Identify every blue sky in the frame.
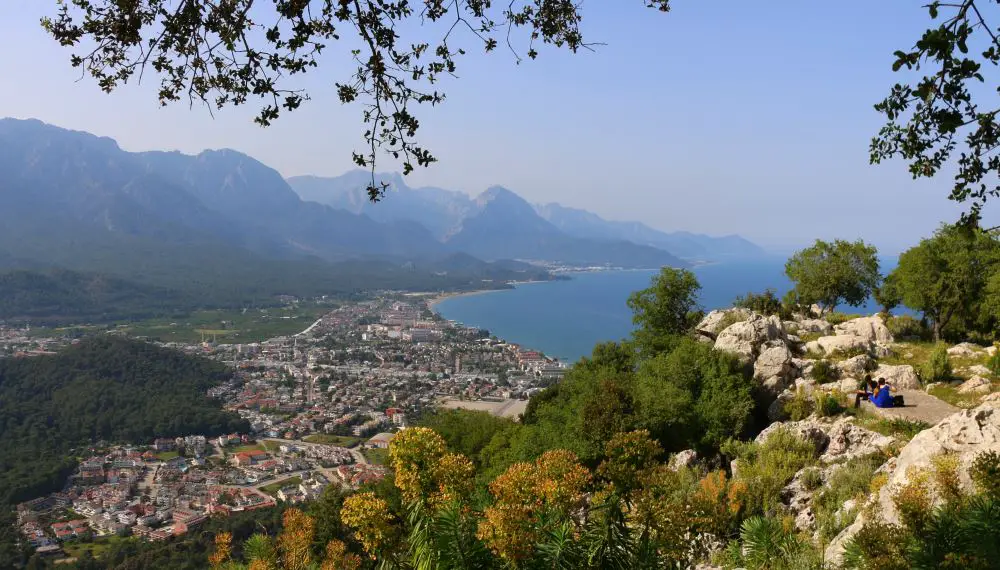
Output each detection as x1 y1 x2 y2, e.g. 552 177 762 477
0 1 992 253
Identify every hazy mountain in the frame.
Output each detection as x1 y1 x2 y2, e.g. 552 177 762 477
447 187 687 268
288 170 473 239
535 202 767 260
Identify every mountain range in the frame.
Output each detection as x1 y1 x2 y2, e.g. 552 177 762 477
288 172 765 262
0 118 764 319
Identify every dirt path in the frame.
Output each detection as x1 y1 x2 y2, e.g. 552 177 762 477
864 389 959 425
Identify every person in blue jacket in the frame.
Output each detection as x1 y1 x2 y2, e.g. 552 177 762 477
871 378 894 408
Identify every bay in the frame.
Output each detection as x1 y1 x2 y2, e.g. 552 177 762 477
433 256 901 363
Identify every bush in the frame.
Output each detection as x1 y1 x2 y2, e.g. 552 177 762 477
734 289 788 319
811 360 837 383
970 450 1000 501
886 315 930 341
842 521 909 570
783 388 813 421
988 350 1000 378
814 391 843 418
814 454 883 540
716 310 748 332
800 468 823 492
922 345 952 382
723 427 819 516
892 467 934 534
826 312 862 326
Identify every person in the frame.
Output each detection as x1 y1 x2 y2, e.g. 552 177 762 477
871 378 894 408
854 375 876 408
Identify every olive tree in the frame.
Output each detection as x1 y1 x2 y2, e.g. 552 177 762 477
784 239 880 316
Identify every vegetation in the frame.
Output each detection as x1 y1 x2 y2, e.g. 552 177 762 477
302 434 363 448
843 451 1000 569
260 477 303 497
814 454 884 541
811 359 838 383
722 427 819 516
733 289 787 318
626 267 702 354
885 314 930 341
922 345 953 382
784 239 880 315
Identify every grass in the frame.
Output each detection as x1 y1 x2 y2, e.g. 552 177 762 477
825 312 863 325
880 341 989 376
927 383 990 409
60 535 131 560
259 476 302 496
231 443 265 454
154 450 179 461
303 434 363 447
262 440 282 452
853 410 930 442
117 304 328 344
362 447 390 466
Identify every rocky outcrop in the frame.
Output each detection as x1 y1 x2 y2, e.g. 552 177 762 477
798 318 833 335
821 419 895 463
966 364 992 377
836 354 874 379
834 315 894 345
804 334 871 357
957 375 991 394
826 402 1000 565
714 313 786 363
871 364 921 390
696 308 751 336
668 449 699 471
754 343 797 391
948 342 984 357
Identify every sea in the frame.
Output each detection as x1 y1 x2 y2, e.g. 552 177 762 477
433 256 901 363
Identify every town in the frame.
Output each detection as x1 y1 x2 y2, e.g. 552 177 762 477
2 294 566 559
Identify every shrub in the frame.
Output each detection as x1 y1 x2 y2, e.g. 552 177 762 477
783 388 813 421
826 312 862 326
892 467 933 534
734 289 788 319
988 350 1000 378
814 391 843 418
814 454 883 541
737 516 822 570
800 468 823 491
842 521 910 570
886 315 930 341
716 311 748 332
970 450 1000 501
930 453 962 506
724 427 819 516
811 359 837 383
830 345 870 359
922 345 952 383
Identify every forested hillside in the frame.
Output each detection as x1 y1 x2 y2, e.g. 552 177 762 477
0 337 248 565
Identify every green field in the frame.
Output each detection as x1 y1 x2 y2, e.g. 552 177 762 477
116 304 329 344
61 535 132 561
362 447 389 466
260 476 302 496
231 443 265 454
303 434 362 447
154 450 179 461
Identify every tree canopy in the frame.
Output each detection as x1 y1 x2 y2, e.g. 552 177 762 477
888 223 1000 340
40 0 670 197
626 267 702 354
784 239 880 315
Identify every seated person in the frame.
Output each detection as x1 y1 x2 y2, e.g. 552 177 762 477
871 378 894 408
854 375 876 408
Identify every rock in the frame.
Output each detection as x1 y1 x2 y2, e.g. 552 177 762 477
668 449 699 470
756 419 830 453
967 364 992 377
696 308 751 336
834 315 894 345
754 344 796 384
786 334 802 344
795 377 817 392
783 320 800 333
983 392 1000 403
820 418 896 463
767 389 795 422
714 313 786 363
782 471 816 532
925 382 942 393
836 376 860 393
872 364 921 390
826 403 1000 564
836 354 874 379
798 318 833 335
957 375 992 394
804 334 872 357
987 346 998 356
948 342 984 357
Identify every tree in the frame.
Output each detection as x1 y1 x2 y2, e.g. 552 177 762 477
627 267 702 354
784 239 880 315
889 223 1000 341
872 1 1000 218
873 273 902 316
41 0 670 198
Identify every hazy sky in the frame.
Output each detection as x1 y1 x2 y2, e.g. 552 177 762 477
1 1 994 253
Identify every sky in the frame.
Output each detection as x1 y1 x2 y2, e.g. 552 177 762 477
1 1 996 253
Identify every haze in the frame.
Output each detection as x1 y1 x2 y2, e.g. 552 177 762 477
0 1 989 253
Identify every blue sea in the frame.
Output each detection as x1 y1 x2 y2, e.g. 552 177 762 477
434 256 900 363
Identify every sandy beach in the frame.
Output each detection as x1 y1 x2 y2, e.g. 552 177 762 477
426 288 504 311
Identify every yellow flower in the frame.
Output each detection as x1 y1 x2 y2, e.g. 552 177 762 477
389 427 448 503
341 492 396 557
278 508 314 570
208 531 232 569
320 539 362 570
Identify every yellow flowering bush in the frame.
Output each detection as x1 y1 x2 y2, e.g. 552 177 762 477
209 531 233 569
389 427 449 504
341 491 397 557
278 508 314 570
320 539 362 570
596 429 663 491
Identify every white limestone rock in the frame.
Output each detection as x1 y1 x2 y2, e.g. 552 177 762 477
872 364 921 390
957 375 992 394
804 334 871 357
695 308 751 336
798 318 833 335
714 313 786 363
834 315 894 345
948 342 984 357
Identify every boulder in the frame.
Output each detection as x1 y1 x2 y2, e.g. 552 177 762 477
782 470 817 532
836 354 874 379
783 320 800 333
695 308 751 336
967 364 992 377
798 318 833 335
755 419 830 452
871 364 921 390
826 403 1000 564
714 313 786 363
834 315 894 345
804 334 871 357
754 344 796 383
820 418 896 463
668 449 699 471
987 346 998 357
835 376 860 393
767 389 795 422
948 342 983 357
793 358 815 378
925 382 942 393
957 375 991 395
